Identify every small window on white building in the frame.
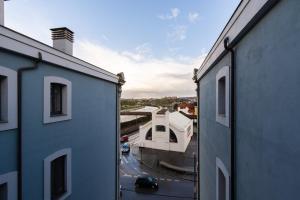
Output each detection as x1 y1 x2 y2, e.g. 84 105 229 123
0 171 18 200
216 66 229 127
156 125 166 132
216 157 229 200
44 149 71 200
44 76 72 124
0 66 17 131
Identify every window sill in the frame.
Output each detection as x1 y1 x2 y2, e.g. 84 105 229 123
50 113 67 117
44 114 71 124
0 120 8 124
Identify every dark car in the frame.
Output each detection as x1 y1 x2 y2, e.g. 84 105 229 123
120 135 129 143
121 143 130 154
135 176 158 189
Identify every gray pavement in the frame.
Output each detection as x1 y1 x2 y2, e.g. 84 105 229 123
120 137 197 200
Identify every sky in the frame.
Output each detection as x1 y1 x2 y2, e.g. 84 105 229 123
4 0 240 98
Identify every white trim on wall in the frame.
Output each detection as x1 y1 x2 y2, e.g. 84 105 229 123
44 148 72 200
0 171 18 200
0 66 17 131
216 157 229 200
43 76 72 124
216 66 229 127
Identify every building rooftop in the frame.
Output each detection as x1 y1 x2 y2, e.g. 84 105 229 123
169 112 192 131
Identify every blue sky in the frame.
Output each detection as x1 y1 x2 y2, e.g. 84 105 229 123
5 0 240 98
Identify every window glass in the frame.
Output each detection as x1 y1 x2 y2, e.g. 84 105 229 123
51 83 64 116
145 128 152 140
169 129 178 143
0 75 8 122
51 155 66 199
218 169 226 200
156 125 166 132
218 77 226 116
0 183 7 200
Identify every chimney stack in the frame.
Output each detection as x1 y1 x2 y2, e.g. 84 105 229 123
50 27 74 55
0 0 5 26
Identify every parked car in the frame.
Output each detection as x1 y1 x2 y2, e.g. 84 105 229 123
121 143 130 154
135 176 158 189
120 135 129 143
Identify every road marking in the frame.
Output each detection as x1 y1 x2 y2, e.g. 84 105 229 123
167 179 172 181
123 174 131 177
123 157 129 164
121 160 123 165
142 171 148 175
160 178 165 181
174 179 180 182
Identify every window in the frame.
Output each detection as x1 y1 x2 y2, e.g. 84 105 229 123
44 76 72 124
0 172 18 200
169 129 178 143
145 128 152 140
216 66 229 127
187 125 192 137
51 83 65 116
0 75 8 122
44 149 71 200
156 125 166 132
0 66 17 131
216 158 229 200
51 156 66 199
0 183 7 200
218 77 226 116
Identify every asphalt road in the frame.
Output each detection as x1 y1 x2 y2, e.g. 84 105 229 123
120 150 195 200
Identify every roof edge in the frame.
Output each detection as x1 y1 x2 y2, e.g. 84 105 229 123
0 25 119 83
196 0 275 80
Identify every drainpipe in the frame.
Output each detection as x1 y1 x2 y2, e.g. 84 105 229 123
192 68 199 200
17 52 43 200
116 72 125 200
223 37 235 200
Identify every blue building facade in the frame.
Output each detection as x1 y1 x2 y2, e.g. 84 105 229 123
195 0 300 200
0 4 124 199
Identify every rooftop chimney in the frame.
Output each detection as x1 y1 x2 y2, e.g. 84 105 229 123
0 0 5 26
50 27 74 55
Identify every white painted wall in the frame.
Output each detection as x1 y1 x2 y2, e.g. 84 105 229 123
53 39 73 56
138 110 193 152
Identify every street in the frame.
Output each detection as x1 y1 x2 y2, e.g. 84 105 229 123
120 150 195 200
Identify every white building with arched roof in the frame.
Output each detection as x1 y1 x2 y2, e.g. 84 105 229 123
137 108 193 152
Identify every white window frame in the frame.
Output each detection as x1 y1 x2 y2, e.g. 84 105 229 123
0 171 18 200
216 66 229 127
0 66 17 131
44 148 72 200
44 76 72 124
216 157 229 200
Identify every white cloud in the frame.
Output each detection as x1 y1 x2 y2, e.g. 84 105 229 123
74 40 206 98
167 25 187 41
158 8 180 20
121 43 152 62
188 12 200 23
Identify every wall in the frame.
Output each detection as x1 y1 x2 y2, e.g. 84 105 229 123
198 1 300 200
198 53 231 200
0 50 117 200
235 0 300 199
